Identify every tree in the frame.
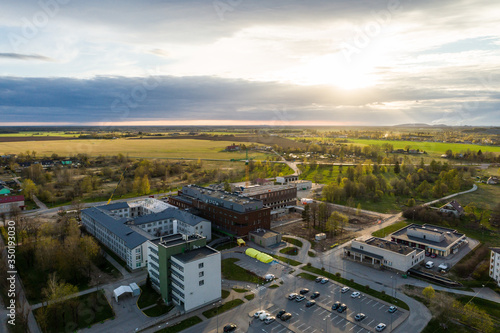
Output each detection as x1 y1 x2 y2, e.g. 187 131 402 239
422 285 435 300
490 203 500 227
326 211 348 236
394 161 400 174
356 203 362 216
407 198 416 207
302 204 310 227
21 178 38 200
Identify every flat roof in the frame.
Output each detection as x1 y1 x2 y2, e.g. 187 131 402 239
349 246 383 260
249 229 280 238
241 184 296 196
364 237 415 255
173 246 219 263
132 208 207 226
391 224 464 249
156 233 206 248
491 247 500 255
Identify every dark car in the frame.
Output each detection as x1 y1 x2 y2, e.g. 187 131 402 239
311 291 320 299
281 313 292 321
223 323 237 332
425 252 431 257
300 288 310 295
337 303 347 313
305 300 316 307
355 313 366 321
276 310 286 319
332 301 341 310
430 253 437 258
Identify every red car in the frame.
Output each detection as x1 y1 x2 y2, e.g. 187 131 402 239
430 253 437 258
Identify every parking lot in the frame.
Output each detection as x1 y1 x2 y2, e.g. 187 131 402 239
247 278 406 333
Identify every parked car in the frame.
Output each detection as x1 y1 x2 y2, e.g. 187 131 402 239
430 253 437 258
388 306 398 313
341 287 350 293
264 316 275 324
331 301 341 310
315 276 324 282
265 274 275 281
259 312 270 321
321 278 329 284
351 291 360 298
295 295 306 302
288 293 298 300
276 310 286 318
254 310 265 318
425 252 431 257
300 288 310 295
355 313 366 321
223 323 237 332
376 323 387 331
311 291 320 299
281 313 292 321
337 303 347 313
306 300 316 307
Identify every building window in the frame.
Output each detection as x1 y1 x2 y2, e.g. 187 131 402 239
199 271 204 277
199 263 204 269
199 280 204 286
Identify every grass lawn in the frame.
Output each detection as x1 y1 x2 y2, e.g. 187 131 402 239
232 288 249 293
155 316 203 333
297 272 317 281
34 290 114 333
301 265 409 310
282 237 303 247
137 283 161 309
202 299 244 318
308 251 316 257
222 289 231 298
269 254 302 266
215 241 238 251
279 247 299 255
100 242 132 272
456 296 500 320
269 284 279 289
372 221 409 238
94 256 122 279
245 293 255 301
221 258 264 283
143 304 174 317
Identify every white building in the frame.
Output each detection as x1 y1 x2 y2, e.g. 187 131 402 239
0 195 25 214
170 247 221 312
345 236 425 273
81 199 211 270
490 248 500 287
276 175 299 184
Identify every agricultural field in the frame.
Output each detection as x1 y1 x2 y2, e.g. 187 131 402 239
0 131 79 137
346 139 500 157
0 138 272 160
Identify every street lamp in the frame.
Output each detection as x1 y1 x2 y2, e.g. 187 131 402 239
214 300 221 333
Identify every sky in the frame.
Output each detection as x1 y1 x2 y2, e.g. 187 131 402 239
1 0 499 126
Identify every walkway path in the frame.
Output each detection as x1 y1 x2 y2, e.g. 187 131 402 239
423 184 478 206
31 194 48 210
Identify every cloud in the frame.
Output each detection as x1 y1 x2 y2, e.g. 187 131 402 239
0 53 54 61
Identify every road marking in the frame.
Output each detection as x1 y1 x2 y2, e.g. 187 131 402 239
318 309 327 316
372 302 379 307
299 308 305 312
356 327 364 333
275 328 287 333
296 323 306 330
368 319 375 326
350 324 356 331
379 305 385 310
365 299 372 305
335 318 344 325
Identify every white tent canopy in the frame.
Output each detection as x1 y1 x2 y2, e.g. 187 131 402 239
113 283 141 302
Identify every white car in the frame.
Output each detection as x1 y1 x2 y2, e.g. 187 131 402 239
288 293 298 300
321 278 329 284
264 316 275 324
259 312 270 321
254 310 265 318
341 287 350 293
376 323 387 331
351 292 360 298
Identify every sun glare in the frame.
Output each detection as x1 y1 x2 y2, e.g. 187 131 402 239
289 54 378 89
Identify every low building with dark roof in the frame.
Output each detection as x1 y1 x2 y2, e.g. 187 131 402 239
248 228 282 248
438 200 465 217
390 223 466 257
344 236 425 272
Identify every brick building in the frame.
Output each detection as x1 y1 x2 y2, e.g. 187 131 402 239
239 184 297 210
168 185 271 236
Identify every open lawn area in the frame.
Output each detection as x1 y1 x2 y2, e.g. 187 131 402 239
0 138 271 160
137 283 162 309
202 299 244 318
221 258 264 283
372 221 409 238
34 290 114 333
143 304 174 317
282 237 303 247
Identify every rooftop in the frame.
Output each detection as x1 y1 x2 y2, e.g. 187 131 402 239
0 195 24 204
157 233 206 248
100 201 129 211
491 247 500 255
132 207 207 226
82 207 148 249
249 228 280 238
240 184 296 196
391 223 464 249
364 237 416 255
173 246 219 263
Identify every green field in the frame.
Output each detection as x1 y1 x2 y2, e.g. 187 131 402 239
347 139 500 156
0 138 271 160
0 131 79 137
